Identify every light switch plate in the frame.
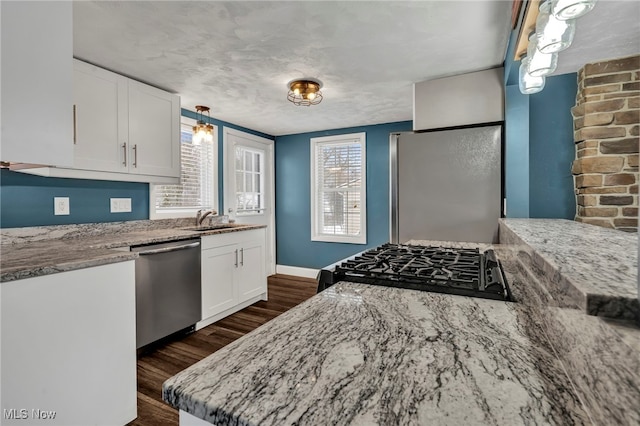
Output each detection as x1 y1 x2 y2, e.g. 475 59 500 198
110 198 132 213
54 197 70 215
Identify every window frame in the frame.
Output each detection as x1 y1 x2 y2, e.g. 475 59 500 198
310 132 367 244
149 116 218 220
234 145 266 217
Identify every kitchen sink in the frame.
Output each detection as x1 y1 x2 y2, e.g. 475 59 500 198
182 224 237 232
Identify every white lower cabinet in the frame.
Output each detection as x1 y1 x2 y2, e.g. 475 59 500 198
0 261 137 426
200 229 267 327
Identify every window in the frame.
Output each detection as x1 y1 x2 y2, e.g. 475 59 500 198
311 132 366 244
235 146 265 216
150 117 217 218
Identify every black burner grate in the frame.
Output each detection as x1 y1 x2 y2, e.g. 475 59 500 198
320 243 510 301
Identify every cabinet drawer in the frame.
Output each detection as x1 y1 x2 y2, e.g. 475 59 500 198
201 228 264 250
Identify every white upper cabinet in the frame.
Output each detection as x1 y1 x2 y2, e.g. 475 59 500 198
73 61 129 173
127 80 181 178
20 59 181 183
72 60 180 180
0 1 73 167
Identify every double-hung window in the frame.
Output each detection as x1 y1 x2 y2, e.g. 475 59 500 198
310 132 366 244
150 117 217 218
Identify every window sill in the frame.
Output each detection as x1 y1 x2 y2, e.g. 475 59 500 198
311 235 367 244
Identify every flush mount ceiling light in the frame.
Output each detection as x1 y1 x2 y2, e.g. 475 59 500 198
287 79 323 106
193 105 214 145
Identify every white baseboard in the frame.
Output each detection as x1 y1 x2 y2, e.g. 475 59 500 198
275 265 319 279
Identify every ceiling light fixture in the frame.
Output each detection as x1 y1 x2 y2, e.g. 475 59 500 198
551 0 597 20
526 32 558 77
287 79 323 106
519 57 546 94
518 0 596 95
193 105 214 145
536 0 575 54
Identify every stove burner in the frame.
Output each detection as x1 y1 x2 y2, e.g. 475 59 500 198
317 243 511 301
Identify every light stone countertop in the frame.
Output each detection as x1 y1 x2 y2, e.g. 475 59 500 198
163 281 589 426
500 218 638 320
0 221 265 282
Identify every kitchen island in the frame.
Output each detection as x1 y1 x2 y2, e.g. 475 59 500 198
164 219 640 426
163 282 587 425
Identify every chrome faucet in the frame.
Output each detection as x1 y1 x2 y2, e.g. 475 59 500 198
195 209 218 226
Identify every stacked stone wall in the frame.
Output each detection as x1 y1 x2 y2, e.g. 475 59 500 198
572 55 639 231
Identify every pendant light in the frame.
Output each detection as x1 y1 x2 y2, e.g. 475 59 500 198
192 105 214 145
519 57 545 95
552 0 597 20
527 32 558 77
536 0 576 54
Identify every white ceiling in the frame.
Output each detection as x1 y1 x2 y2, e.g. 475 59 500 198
73 1 639 137
553 0 640 75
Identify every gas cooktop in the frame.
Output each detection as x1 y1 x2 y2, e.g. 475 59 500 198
317 243 511 301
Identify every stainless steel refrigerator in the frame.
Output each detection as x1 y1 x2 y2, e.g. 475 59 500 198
390 124 503 244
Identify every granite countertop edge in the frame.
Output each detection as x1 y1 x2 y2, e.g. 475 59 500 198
0 223 266 283
162 279 592 425
498 218 639 321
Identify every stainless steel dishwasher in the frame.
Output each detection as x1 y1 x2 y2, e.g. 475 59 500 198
131 239 201 349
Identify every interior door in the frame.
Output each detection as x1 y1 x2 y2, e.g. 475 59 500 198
223 127 275 275
392 125 502 244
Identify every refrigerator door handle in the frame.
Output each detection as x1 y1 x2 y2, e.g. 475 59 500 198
389 133 400 244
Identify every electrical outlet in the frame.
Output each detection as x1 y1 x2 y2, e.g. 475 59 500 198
54 197 70 216
110 198 132 213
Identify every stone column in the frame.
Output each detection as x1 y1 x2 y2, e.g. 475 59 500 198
571 55 640 232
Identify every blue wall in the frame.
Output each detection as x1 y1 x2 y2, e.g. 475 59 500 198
505 85 530 217
503 25 577 220
529 73 577 219
275 121 413 269
0 169 148 227
181 108 274 212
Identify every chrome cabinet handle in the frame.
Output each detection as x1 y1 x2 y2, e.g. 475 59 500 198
132 144 138 168
240 248 244 266
122 143 127 166
73 105 77 144
234 249 238 267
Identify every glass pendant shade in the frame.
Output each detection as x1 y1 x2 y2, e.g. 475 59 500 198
192 105 214 145
536 0 576 54
527 33 558 77
552 0 597 20
519 57 545 95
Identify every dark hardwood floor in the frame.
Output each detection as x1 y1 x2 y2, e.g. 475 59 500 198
128 274 317 426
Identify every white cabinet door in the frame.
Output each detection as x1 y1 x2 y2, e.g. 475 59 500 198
0 262 137 426
128 80 181 178
201 244 238 320
73 60 128 173
0 1 73 167
237 234 267 303
200 230 267 323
